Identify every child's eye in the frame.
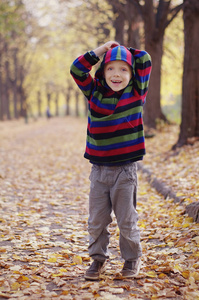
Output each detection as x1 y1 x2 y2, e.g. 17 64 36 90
122 68 127 71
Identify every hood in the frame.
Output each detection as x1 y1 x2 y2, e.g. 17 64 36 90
95 45 135 82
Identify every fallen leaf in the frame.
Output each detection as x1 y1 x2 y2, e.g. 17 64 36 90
72 255 83 264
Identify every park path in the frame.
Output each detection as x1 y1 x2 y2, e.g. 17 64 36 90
0 117 198 300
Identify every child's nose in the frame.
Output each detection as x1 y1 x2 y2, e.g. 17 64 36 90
114 70 120 76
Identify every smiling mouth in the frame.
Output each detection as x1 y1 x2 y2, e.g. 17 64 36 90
111 80 122 83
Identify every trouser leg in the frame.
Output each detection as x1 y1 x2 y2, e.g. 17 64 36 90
111 163 142 261
88 165 112 262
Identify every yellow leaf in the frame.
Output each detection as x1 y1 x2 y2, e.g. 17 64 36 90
146 271 157 278
73 255 82 264
11 282 21 291
13 271 22 274
0 248 6 253
17 275 29 283
193 236 199 244
61 291 69 295
59 268 67 272
140 191 147 195
182 223 191 228
184 217 194 223
151 296 158 300
13 254 21 260
164 279 170 283
176 192 184 197
32 198 39 202
52 273 63 277
173 264 183 272
48 257 57 263
167 241 174 247
139 221 146 228
173 221 181 228
191 271 199 281
182 270 190 279
158 273 167 279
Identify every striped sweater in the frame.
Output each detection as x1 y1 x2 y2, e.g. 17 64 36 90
70 46 152 165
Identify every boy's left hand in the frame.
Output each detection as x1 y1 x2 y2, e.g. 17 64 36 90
93 41 120 57
104 41 120 51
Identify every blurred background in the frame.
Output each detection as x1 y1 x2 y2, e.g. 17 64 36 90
0 0 198 145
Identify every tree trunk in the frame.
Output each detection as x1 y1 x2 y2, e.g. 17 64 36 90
0 46 3 120
37 91 42 117
18 66 27 118
65 88 71 116
19 89 27 120
84 97 88 117
5 49 11 120
132 0 183 129
20 90 27 119
126 0 141 48
112 0 140 48
47 93 51 112
55 92 59 116
75 91 79 117
113 5 125 44
144 36 167 128
142 0 169 128
186 202 199 223
176 0 199 146
13 48 18 119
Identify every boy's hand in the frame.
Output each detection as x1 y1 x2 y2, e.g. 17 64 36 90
103 41 120 51
93 41 120 57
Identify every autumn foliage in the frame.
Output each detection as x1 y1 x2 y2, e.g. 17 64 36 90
0 118 199 299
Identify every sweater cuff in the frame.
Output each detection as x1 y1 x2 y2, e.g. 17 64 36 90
88 51 100 62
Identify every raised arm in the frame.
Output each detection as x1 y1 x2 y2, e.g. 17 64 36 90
70 52 99 100
70 41 120 100
129 48 152 101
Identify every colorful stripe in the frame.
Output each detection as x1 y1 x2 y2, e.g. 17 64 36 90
70 47 152 165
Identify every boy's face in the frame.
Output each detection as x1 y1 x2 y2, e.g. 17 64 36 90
104 60 132 92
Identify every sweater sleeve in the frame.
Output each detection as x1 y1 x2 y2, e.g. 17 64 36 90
129 48 152 102
70 51 100 100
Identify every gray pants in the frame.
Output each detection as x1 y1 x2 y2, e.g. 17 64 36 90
88 162 142 262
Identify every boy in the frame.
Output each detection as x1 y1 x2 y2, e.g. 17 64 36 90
70 41 152 280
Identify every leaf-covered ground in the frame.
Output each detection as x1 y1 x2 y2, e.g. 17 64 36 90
0 117 198 300
143 124 199 206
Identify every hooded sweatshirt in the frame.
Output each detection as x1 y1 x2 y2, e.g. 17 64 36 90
70 45 152 165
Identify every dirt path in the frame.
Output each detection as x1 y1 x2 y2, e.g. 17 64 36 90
0 117 198 300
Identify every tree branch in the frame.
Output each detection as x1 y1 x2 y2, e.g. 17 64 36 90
130 0 144 17
108 0 126 16
165 3 184 29
156 0 171 29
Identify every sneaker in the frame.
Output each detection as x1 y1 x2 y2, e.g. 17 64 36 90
121 258 141 278
84 260 105 280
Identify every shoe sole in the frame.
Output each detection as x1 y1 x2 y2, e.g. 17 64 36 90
84 274 99 280
84 265 105 281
